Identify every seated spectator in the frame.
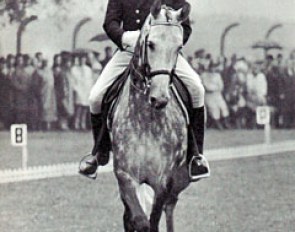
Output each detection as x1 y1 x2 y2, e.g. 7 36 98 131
201 61 231 129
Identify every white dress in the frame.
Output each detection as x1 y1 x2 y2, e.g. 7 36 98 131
72 65 94 106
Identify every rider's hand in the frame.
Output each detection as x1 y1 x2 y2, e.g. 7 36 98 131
122 30 140 49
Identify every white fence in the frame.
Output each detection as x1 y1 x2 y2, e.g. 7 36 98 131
0 162 113 184
0 140 294 184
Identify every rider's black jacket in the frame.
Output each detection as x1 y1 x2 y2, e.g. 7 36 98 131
103 0 192 50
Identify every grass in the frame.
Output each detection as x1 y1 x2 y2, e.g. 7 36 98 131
0 152 294 232
0 129 295 231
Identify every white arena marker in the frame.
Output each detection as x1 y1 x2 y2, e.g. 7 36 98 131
11 124 28 170
256 106 271 144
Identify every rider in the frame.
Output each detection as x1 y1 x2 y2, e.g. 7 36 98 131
79 0 210 181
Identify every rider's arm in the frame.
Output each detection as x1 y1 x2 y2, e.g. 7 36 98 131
171 0 192 45
103 0 125 50
181 17 192 45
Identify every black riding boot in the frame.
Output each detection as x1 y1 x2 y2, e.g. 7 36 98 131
79 113 110 179
188 106 210 181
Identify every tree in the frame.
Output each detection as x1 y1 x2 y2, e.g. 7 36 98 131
0 0 37 23
0 0 75 24
0 0 76 53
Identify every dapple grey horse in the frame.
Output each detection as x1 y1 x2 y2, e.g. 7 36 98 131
111 1 191 231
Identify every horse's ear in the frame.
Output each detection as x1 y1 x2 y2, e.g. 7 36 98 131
176 2 191 22
151 0 162 18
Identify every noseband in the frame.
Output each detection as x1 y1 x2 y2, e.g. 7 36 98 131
131 22 183 93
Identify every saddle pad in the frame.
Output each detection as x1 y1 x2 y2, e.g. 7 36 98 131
101 66 130 123
172 74 193 117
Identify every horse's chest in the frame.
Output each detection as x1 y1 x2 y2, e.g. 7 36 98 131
112 96 187 167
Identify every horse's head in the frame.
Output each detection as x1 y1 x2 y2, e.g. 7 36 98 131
132 0 191 110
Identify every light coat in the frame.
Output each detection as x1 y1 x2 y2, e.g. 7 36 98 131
201 71 229 120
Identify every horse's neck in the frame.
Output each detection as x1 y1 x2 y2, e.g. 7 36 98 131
127 77 151 121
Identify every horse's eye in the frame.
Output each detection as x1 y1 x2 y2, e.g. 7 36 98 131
147 41 155 50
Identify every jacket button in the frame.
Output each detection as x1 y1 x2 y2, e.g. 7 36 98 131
135 9 140 14
136 19 140 24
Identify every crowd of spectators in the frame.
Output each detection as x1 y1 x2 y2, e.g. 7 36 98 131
188 50 295 129
0 47 295 131
0 47 112 131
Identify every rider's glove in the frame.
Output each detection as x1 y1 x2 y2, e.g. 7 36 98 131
122 30 140 49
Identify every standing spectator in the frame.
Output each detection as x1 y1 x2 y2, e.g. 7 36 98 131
5 55 16 126
222 54 237 95
6 55 16 80
57 56 75 130
88 52 102 82
245 61 267 128
280 59 295 128
35 60 57 130
72 54 93 130
71 54 82 130
225 68 247 129
24 55 39 130
34 52 43 68
187 55 193 67
11 55 32 125
0 58 8 129
273 54 285 128
201 62 230 129
100 46 113 69
53 54 63 129
264 55 281 128
191 49 205 74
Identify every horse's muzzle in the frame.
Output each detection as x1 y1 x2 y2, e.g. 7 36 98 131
150 96 169 110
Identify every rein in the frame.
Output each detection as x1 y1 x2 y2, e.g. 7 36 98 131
130 21 183 94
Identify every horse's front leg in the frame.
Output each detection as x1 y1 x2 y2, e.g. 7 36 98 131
164 197 178 232
149 192 168 232
122 199 135 232
116 169 150 232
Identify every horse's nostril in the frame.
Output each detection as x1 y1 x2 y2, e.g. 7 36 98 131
150 97 157 105
157 100 168 109
150 96 169 110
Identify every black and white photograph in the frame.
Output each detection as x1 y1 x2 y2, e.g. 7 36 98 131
0 0 294 231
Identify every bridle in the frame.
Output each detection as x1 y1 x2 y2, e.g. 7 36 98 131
131 20 183 94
